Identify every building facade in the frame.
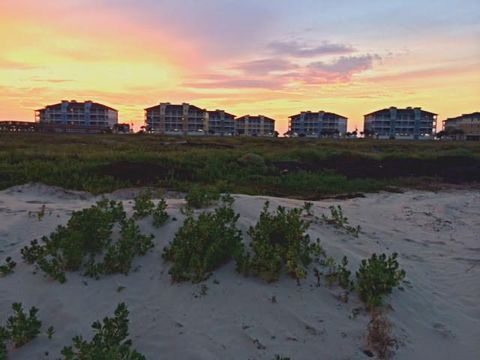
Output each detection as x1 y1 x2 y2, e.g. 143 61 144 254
443 112 480 141
145 103 208 135
364 107 437 140
235 115 275 137
288 111 347 138
35 100 118 129
207 110 236 136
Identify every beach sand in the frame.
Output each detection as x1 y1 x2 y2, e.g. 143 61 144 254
0 184 479 359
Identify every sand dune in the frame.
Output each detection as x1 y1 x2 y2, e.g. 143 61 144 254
1 184 479 359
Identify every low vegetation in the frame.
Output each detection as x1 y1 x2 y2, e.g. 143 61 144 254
94 219 154 277
0 257 16 277
0 303 43 357
1 134 477 197
61 303 145 360
132 190 155 219
185 185 220 209
163 194 243 282
356 253 406 309
152 198 169 227
133 190 169 227
366 311 398 360
319 256 353 290
20 199 154 283
302 201 314 216
322 205 361 237
0 302 144 359
237 201 323 283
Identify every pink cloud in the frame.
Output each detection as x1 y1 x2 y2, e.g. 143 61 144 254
233 58 298 75
304 55 380 83
268 41 356 57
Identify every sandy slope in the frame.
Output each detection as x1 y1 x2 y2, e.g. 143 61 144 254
0 184 479 360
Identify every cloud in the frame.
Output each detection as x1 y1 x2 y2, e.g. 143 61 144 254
30 78 74 84
305 54 380 83
97 0 279 60
365 62 480 82
186 54 380 90
0 59 39 70
184 76 289 90
233 58 298 75
269 41 355 57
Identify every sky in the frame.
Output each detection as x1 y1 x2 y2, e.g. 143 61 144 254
1 0 479 134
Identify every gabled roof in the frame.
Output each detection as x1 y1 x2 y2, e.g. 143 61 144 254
364 107 437 117
144 103 177 111
289 111 347 119
446 112 480 121
207 110 236 118
144 103 206 113
37 101 117 112
96 103 118 112
236 115 275 122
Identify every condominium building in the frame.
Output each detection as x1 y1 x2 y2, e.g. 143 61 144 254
364 107 437 140
443 112 480 141
145 103 208 135
288 111 348 138
235 115 276 137
35 100 118 129
207 110 236 136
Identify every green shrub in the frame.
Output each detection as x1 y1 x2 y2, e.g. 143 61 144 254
237 153 266 168
47 326 55 340
133 191 155 219
238 202 323 283
0 257 16 277
338 256 353 290
185 185 220 209
321 256 339 286
152 198 169 227
320 256 353 290
163 195 242 282
356 253 406 308
0 327 7 359
1 303 42 349
322 205 361 237
21 199 153 282
303 202 314 216
102 219 154 275
20 239 44 265
273 356 291 360
61 303 145 360
270 171 383 197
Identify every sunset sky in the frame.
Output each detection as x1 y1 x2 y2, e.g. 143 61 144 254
1 0 479 134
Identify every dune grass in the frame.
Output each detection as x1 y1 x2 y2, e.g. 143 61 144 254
0 133 478 197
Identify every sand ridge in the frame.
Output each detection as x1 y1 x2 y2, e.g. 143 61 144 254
0 184 479 359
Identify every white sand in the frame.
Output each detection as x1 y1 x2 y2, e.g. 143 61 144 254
0 183 479 359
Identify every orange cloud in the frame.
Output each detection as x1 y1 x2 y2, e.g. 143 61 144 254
0 0 479 136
